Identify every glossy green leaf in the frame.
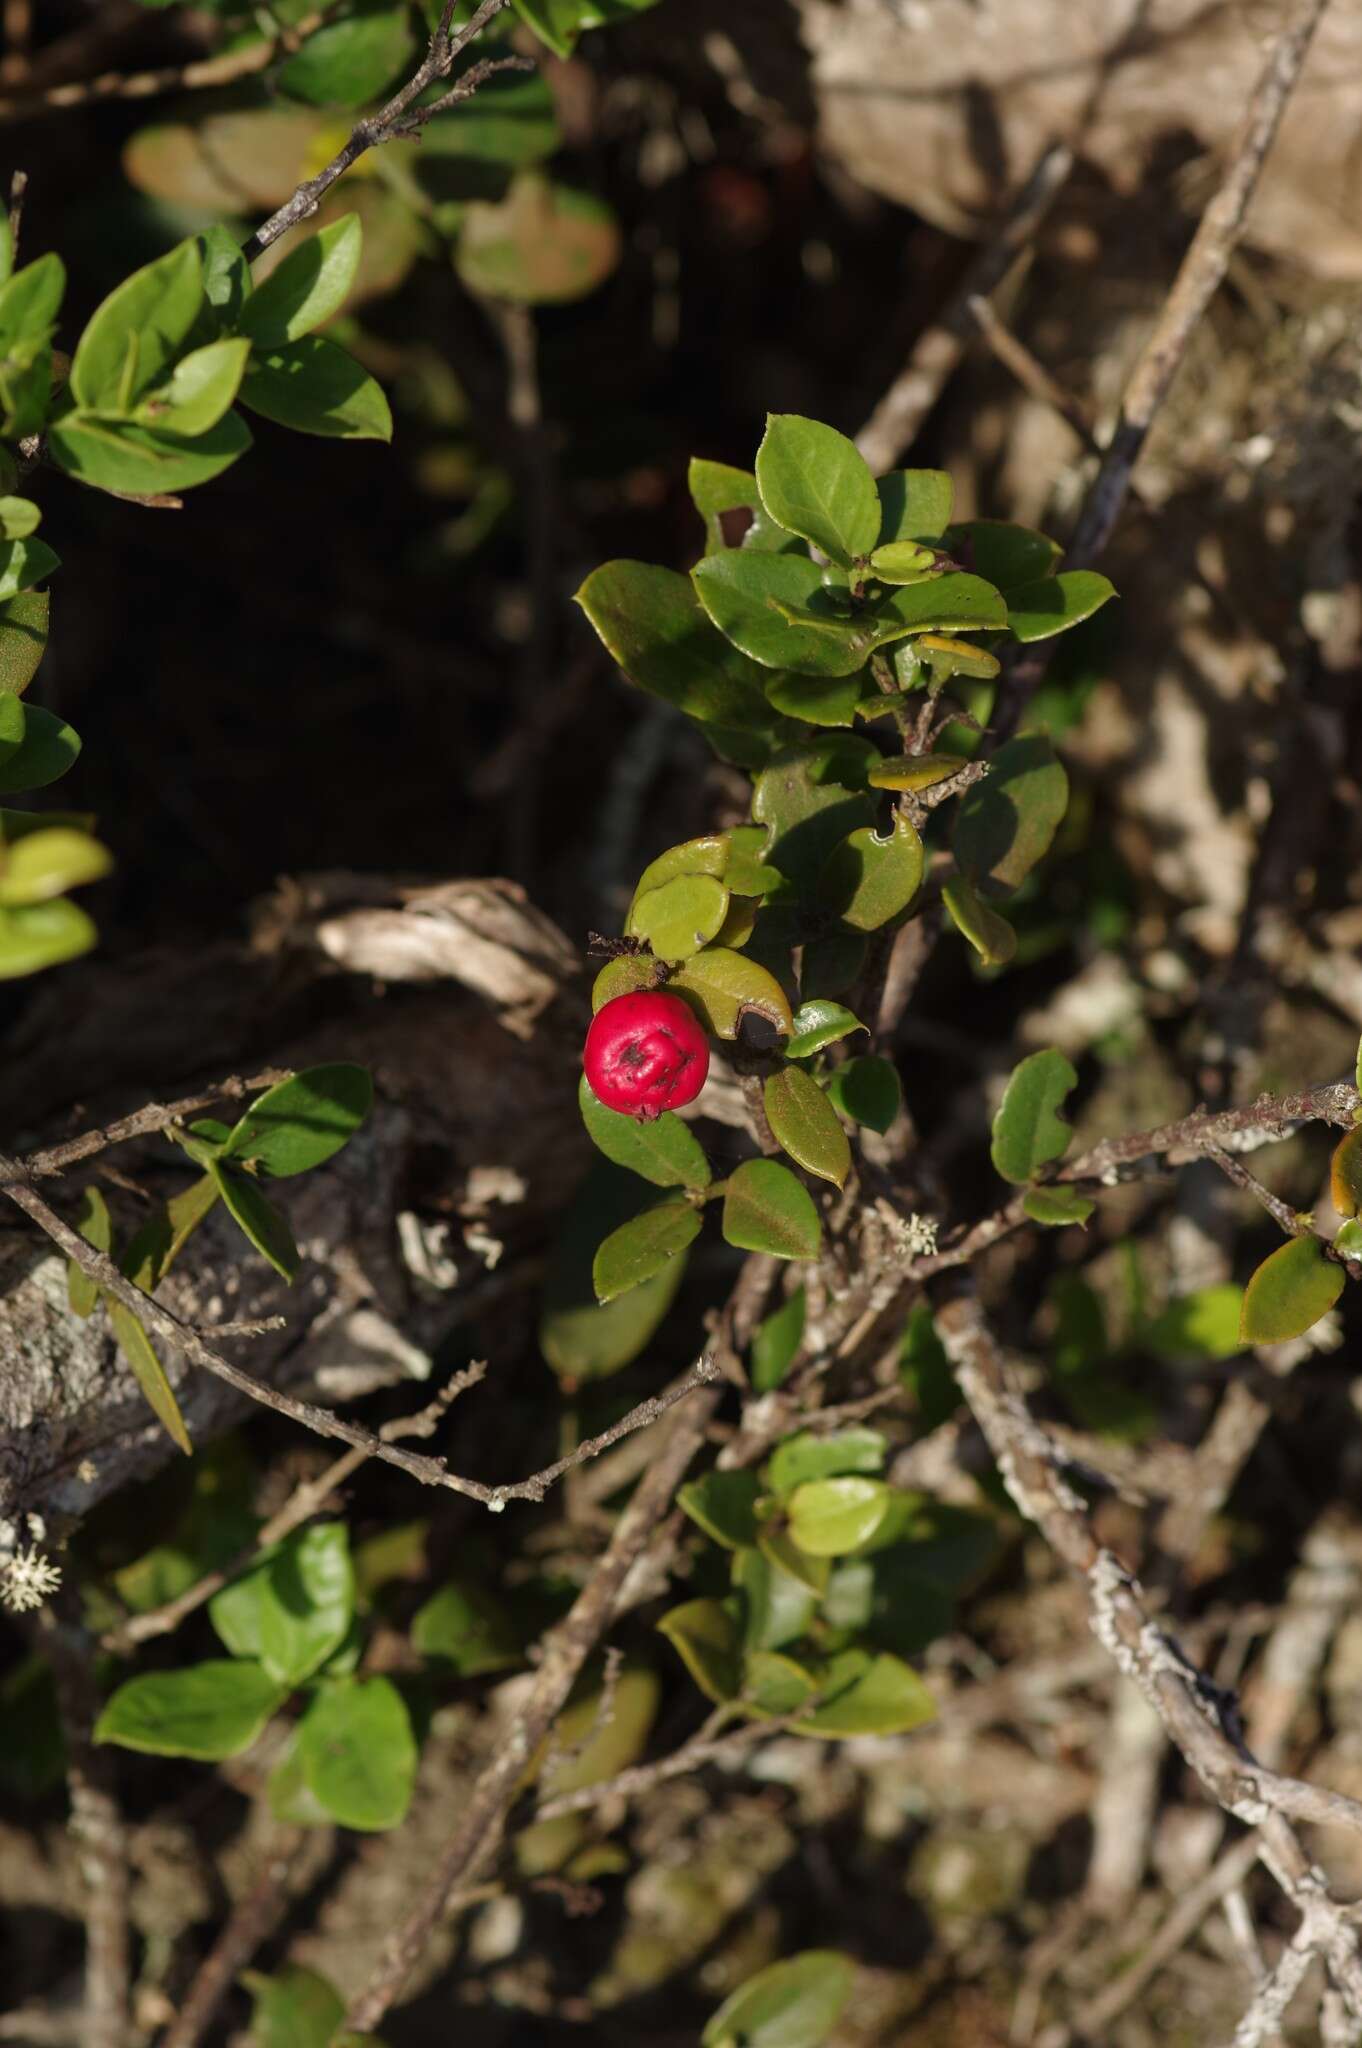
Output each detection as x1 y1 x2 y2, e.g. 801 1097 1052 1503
658 1597 743 1704
756 1523 830 1595
679 1470 762 1550
764 1067 851 1188
591 954 665 1010
258 1524 355 1685
537 1666 659 1796
110 1303 193 1455
411 1578 521 1676
766 1428 887 1497
702 1951 854 2048
732 1544 816 1651
140 337 250 437
0 250 63 349
819 812 924 931
122 1172 221 1292
868 751 970 793
942 871 1017 967
0 538 56 603
241 337 391 441
70 238 202 411
592 1197 702 1303
722 1159 821 1260
632 832 729 897
578 1075 711 1190
0 827 110 906
48 413 252 496
693 550 873 677
793 1648 935 1739
688 457 771 555
539 1163 691 1381
864 573 1007 649
244 1965 345 2048
953 735 1068 893
878 469 953 543
945 519 1059 592
1336 1220 1362 1261
297 1676 417 1830
1022 1184 1094 1228
0 700 80 793
787 1476 891 1557
223 1064 373 1176
669 946 793 1039
750 1286 805 1392
95 1660 286 1759
278 0 415 107
242 216 363 346
754 413 880 566
512 0 663 58
456 174 620 305
991 1048 1078 1184
197 225 250 328
1007 570 1116 643
744 1648 818 1718
0 898 96 977
1239 1235 1345 1345
1331 1127 1362 1218
0 589 50 698
750 737 875 892
725 823 779 896
764 670 864 726
823 1056 901 1134
868 539 940 583
212 1162 300 1281
576 560 774 726
630 871 729 959
917 632 1002 682
69 1185 112 1317
785 1000 866 1059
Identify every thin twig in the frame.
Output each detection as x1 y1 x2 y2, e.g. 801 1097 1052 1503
158 1830 332 2048
0 12 323 121
966 292 1097 450
1 1068 290 1184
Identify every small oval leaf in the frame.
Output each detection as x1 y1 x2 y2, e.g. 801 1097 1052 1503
1239 1235 1345 1346
764 1067 851 1188
592 1198 702 1303
722 1159 821 1260
991 1048 1078 1185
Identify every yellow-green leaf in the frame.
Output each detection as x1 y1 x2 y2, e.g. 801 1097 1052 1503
1239 1235 1344 1346
763 1068 850 1188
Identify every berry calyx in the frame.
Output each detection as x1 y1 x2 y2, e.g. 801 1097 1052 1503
583 990 710 1122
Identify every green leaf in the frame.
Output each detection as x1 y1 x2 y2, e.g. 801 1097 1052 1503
819 812 924 931
197 225 250 329
575 561 774 727
878 470 953 543
122 1172 221 1292
792 1648 935 1739
1331 1127 1362 1218
412 1578 521 1676
743 1648 818 1718
953 735 1069 893
1007 570 1116 644
258 1524 355 1686
702 1951 854 2048
688 457 776 555
0 497 39 540
1336 1220 1362 1261
1022 1185 1094 1228
592 1197 702 1303
512 0 662 59
750 737 876 892
536 1665 659 1796
212 1162 300 1281
668 946 793 1039
241 216 363 346
658 1597 743 1704
0 898 96 977
1146 1286 1245 1362
140 337 250 437
679 1470 761 1550
539 1162 692 1381
632 832 729 897
946 519 1059 592
763 1068 851 1188
693 550 873 676
48 412 252 496
70 238 202 411
942 871 1017 967
0 700 80 794
578 1075 711 1190
916 633 1001 682
95 1660 286 1759
786 1476 891 1557
785 1000 866 1059
754 413 880 567
0 254 64 435
991 1048 1078 1184
868 539 940 583
456 173 620 305
297 1677 417 1830
1239 1235 1345 1345
865 573 1007 647
732 1544 816 1650
69 1185 112 1316
630 871 729 959
109 1303 193 1455
756 1523 830 1595
0 538 57 602
278 0 416 107
763 670 864 726
766 1428 887 1497
0 827 110 906
223 1065 373 1176
240 336 391 441
0 588 50 698
823 1056 901 1134
722 1159 821 1260
750 1286 805 1392
245 1966 345 2048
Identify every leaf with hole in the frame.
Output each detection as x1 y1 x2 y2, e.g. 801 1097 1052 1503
763 1067 850 1188
668 947 793 1039
991 1048 1078 1184
1239 1235 1345 1346
722 1159 821 1260
819 812 924 931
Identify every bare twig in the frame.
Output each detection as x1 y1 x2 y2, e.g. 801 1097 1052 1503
966 291 1097 450
1 1068 290 1184
158 1830 332 2048
0 12 323 121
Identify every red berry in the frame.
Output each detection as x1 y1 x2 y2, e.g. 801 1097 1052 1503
584 990 710 1122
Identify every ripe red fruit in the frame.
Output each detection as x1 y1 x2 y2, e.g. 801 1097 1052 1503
584 990 710 1122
